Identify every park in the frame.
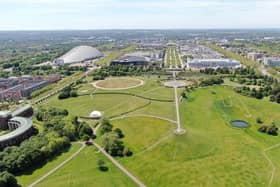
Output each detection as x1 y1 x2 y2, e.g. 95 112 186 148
14 74 280 187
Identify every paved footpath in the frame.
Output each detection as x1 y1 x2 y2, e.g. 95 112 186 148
93 142 146 187
28 143 86 187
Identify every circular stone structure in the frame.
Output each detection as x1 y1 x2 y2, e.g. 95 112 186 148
164 81 186 88
231 120 249 128
92 78 144 90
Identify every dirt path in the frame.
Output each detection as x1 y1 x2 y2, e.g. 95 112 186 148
263 143 280 187
28 142 86 187
93 142 146 187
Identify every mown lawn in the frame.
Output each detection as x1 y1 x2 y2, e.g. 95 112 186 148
35 146 137 187
17 143 82 187
114 86 280 187
36 78 280 187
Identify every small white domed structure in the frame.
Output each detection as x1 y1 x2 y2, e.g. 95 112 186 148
89 111 102 119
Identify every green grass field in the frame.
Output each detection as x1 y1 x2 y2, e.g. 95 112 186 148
16 143 82 186
95 78 142 89
110 86 280 187
35 146 137 187
26 76 280 187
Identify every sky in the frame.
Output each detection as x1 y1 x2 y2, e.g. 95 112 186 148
0 0 280 30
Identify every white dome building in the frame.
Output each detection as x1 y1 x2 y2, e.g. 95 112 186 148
89 111 102 119
54 45 103 65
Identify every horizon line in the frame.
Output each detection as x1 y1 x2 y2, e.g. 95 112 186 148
1 28 280 32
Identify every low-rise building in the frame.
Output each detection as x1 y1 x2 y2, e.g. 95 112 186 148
187 59 241 69
263 57 280 67
247 52 263 61
0 104 35 149
111 54 150 65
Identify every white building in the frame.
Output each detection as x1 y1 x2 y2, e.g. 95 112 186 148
263 58 280 67
187 59 241 69
247 52 263 61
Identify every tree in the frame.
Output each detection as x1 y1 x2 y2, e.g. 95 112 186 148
97 159 108 171
258 125 268 133
100 118 113 135
181 92 187 99
101 132 124 156
256 117 263 124
114 128 124 138
0 171 18 187
267 125 278 136
123 147 133 157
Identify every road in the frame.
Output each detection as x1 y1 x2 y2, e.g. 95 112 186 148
28 142 86 187
92 142 146 187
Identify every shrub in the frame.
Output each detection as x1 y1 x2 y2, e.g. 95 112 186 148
258 125 268 133
97 159 108 172
267 125 278 136
256 117 263 124
123 148 133 157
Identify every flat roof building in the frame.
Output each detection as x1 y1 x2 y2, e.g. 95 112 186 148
0 105 35 149
263 57 280 67
111 54 150 66
188 59 241 69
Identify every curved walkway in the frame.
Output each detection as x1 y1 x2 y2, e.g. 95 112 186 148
28 142 86 187
111 114 177 124
92 78 144 91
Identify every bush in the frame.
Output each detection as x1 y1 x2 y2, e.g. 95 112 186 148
199 77 224 87
97 159 108 172
58 91 70 99
256 117 263 124
258 125 268 133
267 125 278 136
70 91 78 97
123 148 133 157
0 171 18 187
114 128 124 138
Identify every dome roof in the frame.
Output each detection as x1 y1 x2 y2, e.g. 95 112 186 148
89 111 102 119
56 45 103 64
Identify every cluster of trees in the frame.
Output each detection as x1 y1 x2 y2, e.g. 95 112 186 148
234 86 271 100
200 67 230 75
0 171 18 187
258 124 278 136
35 107 93 141
58 85 78 99
100 118 132 157
269 85 280 103
92 65 158 80
0 107 93 185
199 77 224 86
